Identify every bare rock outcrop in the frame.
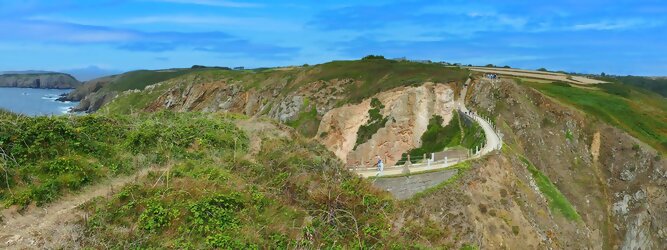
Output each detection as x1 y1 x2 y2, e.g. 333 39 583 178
0 73 80 89
319 83 456 166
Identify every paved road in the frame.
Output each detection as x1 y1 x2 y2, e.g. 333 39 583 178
354 78 502 178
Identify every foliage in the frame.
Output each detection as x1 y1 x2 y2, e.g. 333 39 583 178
355 98 389 148
362 55 386 60
396 112 485 165
77 120 397 248
0 111 248 207
520 156 580 221
286 98 320 137
105 68 214 92
597 75 667 97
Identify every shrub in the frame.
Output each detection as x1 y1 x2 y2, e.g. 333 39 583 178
362 55 385 60
138 200 177 233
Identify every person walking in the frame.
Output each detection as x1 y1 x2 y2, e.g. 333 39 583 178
374 155 384 177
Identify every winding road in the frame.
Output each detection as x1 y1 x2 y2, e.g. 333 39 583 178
354 78 502 178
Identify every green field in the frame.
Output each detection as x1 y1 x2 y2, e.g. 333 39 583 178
521 81 667 153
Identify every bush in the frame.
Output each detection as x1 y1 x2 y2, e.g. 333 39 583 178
362 55 385 60
139 200 177 233
355 98 389 148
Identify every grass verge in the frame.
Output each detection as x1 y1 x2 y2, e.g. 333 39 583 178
519 156 580 221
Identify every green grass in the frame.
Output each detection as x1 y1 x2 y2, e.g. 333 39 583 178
105 68 218 92
519 156 580 221
521 80 667 153
314 59 469 104
355 98 389 148
73 116 397 248
286 98 320 137
0 111 248 207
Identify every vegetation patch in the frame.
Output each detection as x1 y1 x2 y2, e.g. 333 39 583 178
521 80 667 153
519 156 580 221
105 68 215 92
286 98 320 137
397 111 485 164
355 98 389 148
79 125 397 248
0 111 248 208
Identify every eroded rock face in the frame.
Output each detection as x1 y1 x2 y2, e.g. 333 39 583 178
469 77 667 249
0 73 80 89
318 83 456 166
141 75 356 120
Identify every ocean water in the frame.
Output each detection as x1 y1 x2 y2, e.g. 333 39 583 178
0 88 78 116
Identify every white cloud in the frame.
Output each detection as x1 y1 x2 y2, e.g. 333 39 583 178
147 0 263 8
570 19 661 31
122 15 254 25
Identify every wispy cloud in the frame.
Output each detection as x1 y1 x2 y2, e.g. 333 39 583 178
569 19 661 31
146 0 263 8
0 19 296 58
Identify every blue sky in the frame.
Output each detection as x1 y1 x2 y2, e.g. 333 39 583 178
1 0 666 80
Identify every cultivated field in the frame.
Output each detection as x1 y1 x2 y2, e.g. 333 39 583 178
468 67 606 85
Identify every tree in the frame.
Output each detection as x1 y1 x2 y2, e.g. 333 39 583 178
537 68 548 72
362 55 385 60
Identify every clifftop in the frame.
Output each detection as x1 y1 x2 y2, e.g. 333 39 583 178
0 73 81 89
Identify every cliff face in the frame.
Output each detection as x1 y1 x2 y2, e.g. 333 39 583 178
0 73 80 89
319 83 456 166
463 78 667 249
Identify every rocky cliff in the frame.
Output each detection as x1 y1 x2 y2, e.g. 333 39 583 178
0 73 80 89
461 77 667 248
319 83 456 166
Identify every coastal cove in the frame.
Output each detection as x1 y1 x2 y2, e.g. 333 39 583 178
0 87 78 116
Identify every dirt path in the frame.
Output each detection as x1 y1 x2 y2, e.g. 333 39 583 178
0 167 158 249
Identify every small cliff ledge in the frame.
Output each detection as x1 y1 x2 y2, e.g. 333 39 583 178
0 73 81 89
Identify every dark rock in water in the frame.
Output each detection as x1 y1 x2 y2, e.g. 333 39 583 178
0 73 81 89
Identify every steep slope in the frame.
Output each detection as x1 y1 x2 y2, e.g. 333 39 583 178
101 59 467 139
463 77 666 248
0 73 80 89
0 111 396 248
319 83 457 166
61 68 220 112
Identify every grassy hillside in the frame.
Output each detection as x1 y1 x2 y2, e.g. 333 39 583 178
597 75 667 97
102 59 469 113
312 59 469 104
104 68 216 92
0 111 421 248
520 80 667 153
0 111 246 207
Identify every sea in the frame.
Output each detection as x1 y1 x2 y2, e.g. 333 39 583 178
0 87 78 116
